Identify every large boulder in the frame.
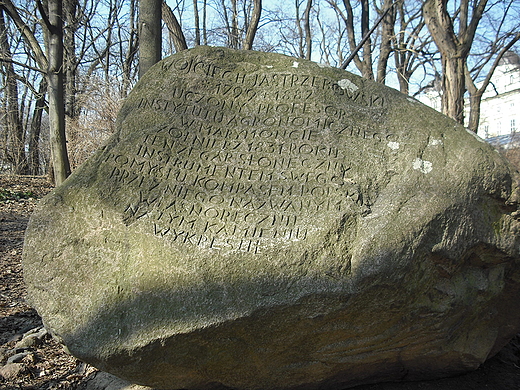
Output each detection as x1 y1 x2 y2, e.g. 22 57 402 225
23 47 520 390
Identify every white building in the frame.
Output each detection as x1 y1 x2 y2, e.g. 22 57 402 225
417 51 520 140
478 51 520 139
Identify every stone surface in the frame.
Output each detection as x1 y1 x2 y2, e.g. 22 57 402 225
0 363 26 380
79 371 154 390
23 46 520 390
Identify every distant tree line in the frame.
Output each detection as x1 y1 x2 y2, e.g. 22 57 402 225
0 0 519 183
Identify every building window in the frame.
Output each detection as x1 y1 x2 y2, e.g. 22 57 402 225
510 74 515 85
512 119 517 133
484 124 489 138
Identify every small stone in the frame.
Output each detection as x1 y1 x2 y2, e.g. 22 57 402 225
7 351 30 364
14 336 36 349
7 333 22 343
0 363 26 380
14 326 48 349
82 371 155 390
0 347 7 363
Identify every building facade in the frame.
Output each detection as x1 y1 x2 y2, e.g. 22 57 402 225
418 51 520 140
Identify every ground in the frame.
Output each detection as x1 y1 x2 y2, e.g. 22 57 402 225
2 174 520 389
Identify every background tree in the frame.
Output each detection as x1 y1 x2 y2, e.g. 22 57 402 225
392 0 433 95
0 7 26 174
45 0 72 184
1 0 520 177
423 0 487 124
139 0 162 78
243 0 261 50
465 34 520 133
162 1 188 52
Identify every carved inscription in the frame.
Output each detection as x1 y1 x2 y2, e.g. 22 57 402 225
105 57 392 252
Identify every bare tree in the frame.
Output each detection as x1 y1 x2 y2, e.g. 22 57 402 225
162 1 188 52
139 0 162 78
293 0 312 59
193 0 201 45
63 0 79 119
28 79 47 174
243 0 261 50
423 0 487 124
0 7 26 173
46 0 72 184
326 0 374 79
2 0 72 183
465 32 520 132
375 0 395 83
393 0 432 95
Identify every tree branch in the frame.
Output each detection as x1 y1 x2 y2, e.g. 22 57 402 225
0 56 46 73
161 1 188 52
0 0 48 69
243 0 261 50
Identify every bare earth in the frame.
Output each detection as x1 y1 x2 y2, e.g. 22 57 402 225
1 174 520 390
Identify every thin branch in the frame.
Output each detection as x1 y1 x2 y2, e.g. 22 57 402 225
0 56 46 73
341 0 398 69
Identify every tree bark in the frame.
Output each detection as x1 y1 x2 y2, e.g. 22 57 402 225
243 0 261 50
1 0 48 70
303 0 312 60
375 0 395 84
63 0 78 119
359 0 373 79
139 0 162 78
423 0 488 124
0 8 26 174
202 0 207 45
122 0 138 96
28 79 47 175
162 1 188 52
47 0 71 184
193 0 200 45
465 77 482 134
441 54 466 123
230 0 240 49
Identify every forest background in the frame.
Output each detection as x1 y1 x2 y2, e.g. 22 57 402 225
1 0 520 185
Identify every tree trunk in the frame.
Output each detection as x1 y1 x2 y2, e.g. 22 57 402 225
0 8 27 174
393 2 426 96
360 0 373 79
441 55 465 124
466 89 482 133
423 0 487 125
162 1 188 52
243 0 262 50
139 0 162 78
303 0 312 60
230 0 240 49
63 0 78 119
465 33 520 133
47 0 71 185
28 79 47 175
339 0 373 79
296 0 304 58
122 0 138 96
193 0 200 45
376 0 395 84
202 0 208 45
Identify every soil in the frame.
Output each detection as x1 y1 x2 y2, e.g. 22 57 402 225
2 174 520 389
